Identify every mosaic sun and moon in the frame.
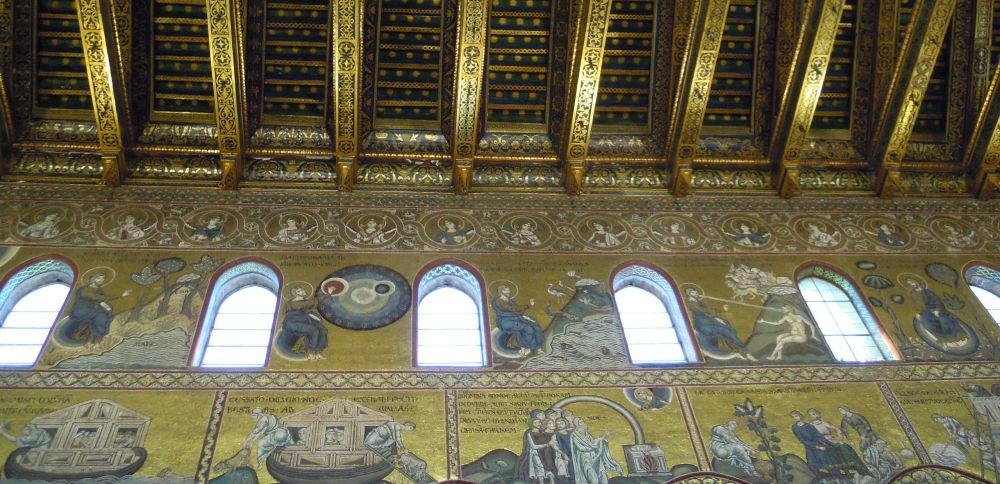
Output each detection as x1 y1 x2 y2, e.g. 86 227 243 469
11 245 998 372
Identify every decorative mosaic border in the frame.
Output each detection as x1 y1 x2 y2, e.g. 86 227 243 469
0 362 996 390
2 186 1000 254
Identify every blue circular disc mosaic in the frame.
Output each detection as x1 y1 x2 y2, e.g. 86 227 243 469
316 265 412 330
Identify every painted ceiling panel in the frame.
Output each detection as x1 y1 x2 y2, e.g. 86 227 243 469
704 0 756 131
375 0 444 128
593 0 655 133
262 0 330 124
485 0 553 129
810 0 856 134
34 0 93 118
992 0 1000 74
151 0 215 121
898 0 950 140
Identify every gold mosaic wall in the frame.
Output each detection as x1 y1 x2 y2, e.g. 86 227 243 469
0 186 997 483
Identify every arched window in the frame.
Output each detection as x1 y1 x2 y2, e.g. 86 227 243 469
964 264 1000 325
192 260 280 368
797 265 897 362
0 258 75 367
612 264 697 364
415 262 487 367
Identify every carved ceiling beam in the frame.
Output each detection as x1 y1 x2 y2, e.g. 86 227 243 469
205 0 248 190
559 0 614 196
0 0 13 177
868 0 956 198
0 76 10 177
964 64 1000 199
664 0 730 197
970 0 991 109
331 0 362 192
449 0 489 195
770 0 846 198
77 0 132 187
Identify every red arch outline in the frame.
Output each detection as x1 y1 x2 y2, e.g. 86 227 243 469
411 258 492 369
188 257 284 368
609 260 704 364
793 261 902 362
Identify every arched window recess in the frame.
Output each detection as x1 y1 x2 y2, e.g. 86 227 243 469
414 261 488 368
964 263 1000 327
191 259 281 368
611 263 698 365
0 257 75 367
796 265 897 363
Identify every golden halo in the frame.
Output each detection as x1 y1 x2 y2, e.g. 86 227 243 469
34 207 66 223
510 217 537 232
285 281 315 297
678 282 704 299
279 213 305 226
488 279 518 298
897 272 927 290
198 212 227 225
116 210 147 226
81 266 116 285
436 215 462 231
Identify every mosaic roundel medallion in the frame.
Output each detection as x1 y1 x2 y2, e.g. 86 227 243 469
316 265 412 330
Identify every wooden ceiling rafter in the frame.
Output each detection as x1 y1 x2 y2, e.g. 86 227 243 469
965 58 1000 199
331 0 362 192
0 0 14 177
205 0 248 190
868 0 958 198
770 0 846 198
77 0 131 187
664 0 730 197
560 0 614 195
449 0 488 195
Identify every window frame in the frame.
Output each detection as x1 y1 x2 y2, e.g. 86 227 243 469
963 261 1000 327
794 263 900 363
610 261 701 365
189 258 282 368
412 259 491 369
0 255 77 368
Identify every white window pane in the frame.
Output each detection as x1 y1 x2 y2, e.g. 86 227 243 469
10 284 71 312
418 329 482 347
616 287 668 312
417 345 484 366
806 302 839 335
206 329 273 347
618 311 672 329
971 286 1000 312
417 312 481 330
1 311 61 328
201 345 269 367
0 344 44 366
990 309 1000 323
419 287 478 314
623 327 678 345
836 315 868 336
209 313 271 330
218 286 277 313
0 327 52 345
824 335 856 362
415 285 485 367
798 278 822 302
843 336 885 362
628 343 685 364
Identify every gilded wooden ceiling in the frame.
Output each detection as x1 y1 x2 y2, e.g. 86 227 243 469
1 0 1000 197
